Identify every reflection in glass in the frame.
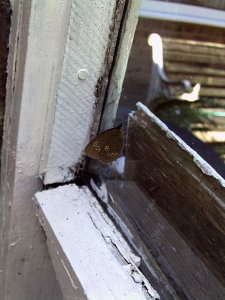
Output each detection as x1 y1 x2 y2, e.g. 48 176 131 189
85 2 225 299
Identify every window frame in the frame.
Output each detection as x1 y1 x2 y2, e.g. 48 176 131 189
2 0 225 299
140 0 225 28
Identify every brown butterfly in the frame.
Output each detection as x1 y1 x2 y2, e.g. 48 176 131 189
85 124 124 163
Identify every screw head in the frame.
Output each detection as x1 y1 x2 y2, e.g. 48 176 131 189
78 69 88 80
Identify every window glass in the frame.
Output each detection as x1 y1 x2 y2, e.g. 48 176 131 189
85 1 225 298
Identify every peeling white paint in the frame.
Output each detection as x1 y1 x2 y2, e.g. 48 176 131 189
35 184 160 300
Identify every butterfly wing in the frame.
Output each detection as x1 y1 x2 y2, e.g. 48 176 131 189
85 125 124 163
85 135 102 160
99 127 124 163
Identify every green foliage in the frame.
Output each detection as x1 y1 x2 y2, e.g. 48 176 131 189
154 97 225 130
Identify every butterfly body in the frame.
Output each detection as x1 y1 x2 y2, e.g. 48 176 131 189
85 124 124 163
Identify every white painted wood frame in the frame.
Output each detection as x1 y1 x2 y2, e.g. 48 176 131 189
140 0 225 28
39 0 130 185
35 184 160 300
0 0 73 298
0 0 143 299
100 0 141 130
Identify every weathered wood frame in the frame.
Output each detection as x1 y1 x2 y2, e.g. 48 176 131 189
39 0 130 185
35 184 159 300
0 0 72 298
2 0 225 298
103 102 225 299
100 0 140 130
0 0 141 299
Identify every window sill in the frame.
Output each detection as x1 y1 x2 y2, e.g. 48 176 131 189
35 184 159 300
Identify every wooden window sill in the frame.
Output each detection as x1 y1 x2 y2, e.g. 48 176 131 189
35 184 159 300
